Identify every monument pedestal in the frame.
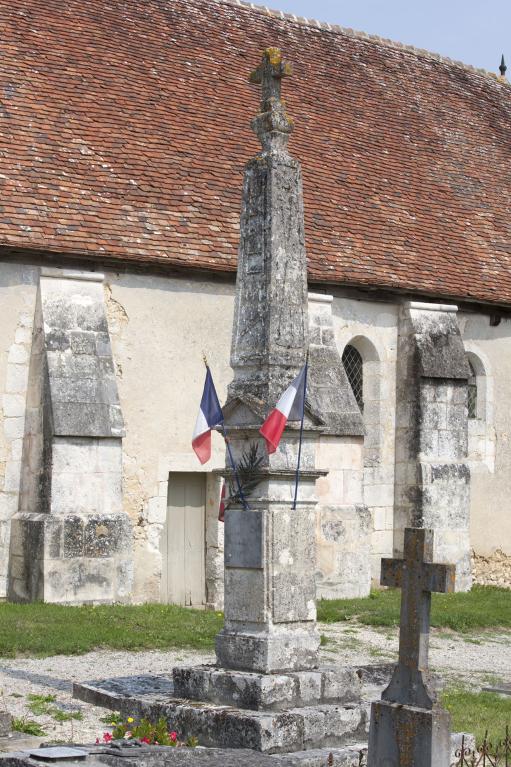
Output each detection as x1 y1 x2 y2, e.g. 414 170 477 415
367 700 451 767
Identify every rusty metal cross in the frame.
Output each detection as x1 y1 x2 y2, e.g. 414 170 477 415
381 528 455 709
249 48 292 111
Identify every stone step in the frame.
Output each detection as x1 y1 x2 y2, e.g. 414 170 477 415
173 666 362 711
73 677 368 754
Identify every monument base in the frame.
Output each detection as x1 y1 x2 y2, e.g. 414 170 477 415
367 699 451 767
215 625 321 673
73 669 367 754
173 664 361 711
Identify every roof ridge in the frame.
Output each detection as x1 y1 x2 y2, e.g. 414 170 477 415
215 0 509 85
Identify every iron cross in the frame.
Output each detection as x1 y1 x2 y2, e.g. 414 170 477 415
380 527 455 709
249 48 292 111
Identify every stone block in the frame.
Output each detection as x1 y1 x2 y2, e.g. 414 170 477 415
0 711 12 736
216 625 320 674
321 668 363 704
224 569 266 622
367 699 451 767
6 363 29 393
2 394 25 418
225 509 264 569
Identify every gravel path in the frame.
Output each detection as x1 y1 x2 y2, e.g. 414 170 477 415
1 624 509 746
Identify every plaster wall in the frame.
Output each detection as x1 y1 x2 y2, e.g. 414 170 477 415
459 311 511 556
0 263 38 596
330 294 399 581
102 270 234 603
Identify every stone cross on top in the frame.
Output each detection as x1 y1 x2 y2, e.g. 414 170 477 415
249 48 294 151
249 47 292 110
381 528 455 709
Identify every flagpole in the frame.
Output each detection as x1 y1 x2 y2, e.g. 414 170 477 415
202 353 249 511
292 349 309 511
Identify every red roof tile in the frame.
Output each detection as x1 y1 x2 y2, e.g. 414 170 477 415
1 0 511 305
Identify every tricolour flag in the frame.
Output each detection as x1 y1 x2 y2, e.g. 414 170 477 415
192 367 223 464
259 364 307 454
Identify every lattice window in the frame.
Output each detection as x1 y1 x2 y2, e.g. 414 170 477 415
342 344 363 412
468 361 477 419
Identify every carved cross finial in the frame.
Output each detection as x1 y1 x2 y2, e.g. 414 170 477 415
249 49 294 152
380 528 455 709
249 48 292 111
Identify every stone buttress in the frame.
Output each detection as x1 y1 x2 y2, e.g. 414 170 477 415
8 268 133 604
394 301 471 590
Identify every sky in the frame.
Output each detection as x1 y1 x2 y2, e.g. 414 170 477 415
266 0 508 74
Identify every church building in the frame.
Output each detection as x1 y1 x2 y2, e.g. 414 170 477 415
1 0 510 606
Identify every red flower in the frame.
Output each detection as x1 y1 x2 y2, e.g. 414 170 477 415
95 739 100 745
141 737 151 745
103 733 113 743
169 732 177 742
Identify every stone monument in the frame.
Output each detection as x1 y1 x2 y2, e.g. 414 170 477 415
367 527 455 767
169 48 366 752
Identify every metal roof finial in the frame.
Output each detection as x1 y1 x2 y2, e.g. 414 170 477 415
499 54 507 78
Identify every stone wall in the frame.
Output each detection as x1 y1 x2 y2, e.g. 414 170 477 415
2 262 511 603
331 294 399 583
308 294 370 599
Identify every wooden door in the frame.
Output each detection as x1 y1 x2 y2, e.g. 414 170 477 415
162 473 206 606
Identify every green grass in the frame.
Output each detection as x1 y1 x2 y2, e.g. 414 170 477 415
26 693 82 722
0 602 223 658
442 688 511 744
12 717 46 737
0 587 509 658
317 585 511 632
27 694 57 716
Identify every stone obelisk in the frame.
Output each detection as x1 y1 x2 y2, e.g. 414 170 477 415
170 50 364 753
215 47 323 673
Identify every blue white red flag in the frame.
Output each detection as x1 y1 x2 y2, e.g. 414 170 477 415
192 367 224 464
260 364 307 454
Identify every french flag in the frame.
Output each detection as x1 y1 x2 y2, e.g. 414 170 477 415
260 364 307 454
192 367 224 464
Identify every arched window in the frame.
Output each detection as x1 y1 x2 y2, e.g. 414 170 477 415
342 344 364 412
467 361 478 419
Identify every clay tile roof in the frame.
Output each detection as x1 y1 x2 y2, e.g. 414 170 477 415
1 0 511 305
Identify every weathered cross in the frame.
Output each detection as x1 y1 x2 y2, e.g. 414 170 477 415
380 528 455 709
249 47 292 111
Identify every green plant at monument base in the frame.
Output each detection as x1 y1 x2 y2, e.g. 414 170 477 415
26 693 82 722
50 709 83 723
317 585 511 632
27 693 57 715
98 714 198 748
442 687 511 745
12 717 46 737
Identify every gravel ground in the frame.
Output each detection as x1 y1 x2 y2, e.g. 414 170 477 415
1 624 510 745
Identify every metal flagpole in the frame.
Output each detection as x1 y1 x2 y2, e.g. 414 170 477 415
292 349 309 510
202 353 249 511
